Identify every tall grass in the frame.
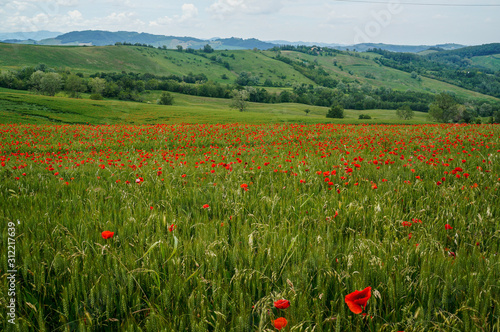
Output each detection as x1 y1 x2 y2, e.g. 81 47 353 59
1 123 499 331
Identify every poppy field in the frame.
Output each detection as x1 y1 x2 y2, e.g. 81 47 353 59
1 123 499 331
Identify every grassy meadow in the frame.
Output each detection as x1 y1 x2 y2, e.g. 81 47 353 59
1 122 499 331
0 88 433 125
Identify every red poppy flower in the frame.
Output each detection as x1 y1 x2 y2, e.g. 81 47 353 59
101 231 114 239
274 299 290 309
445 224 453 230
273 317 287 330
345 286 371 314
168 224 176 232
203 204 210 209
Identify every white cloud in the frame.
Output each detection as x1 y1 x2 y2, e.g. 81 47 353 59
2 9 146 33
149 3 199 27
208 0 283 19
181 3 198 21
56 0 79 6
6 1 33 12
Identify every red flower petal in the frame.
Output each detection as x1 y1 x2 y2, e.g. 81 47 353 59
274 299 290 309
101 231 114 239
273 317 287 330
345 286 371 314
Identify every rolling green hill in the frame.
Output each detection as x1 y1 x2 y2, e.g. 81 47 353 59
0 43 499 125
470 54 500 71
0 87 433 125
0 43 497 102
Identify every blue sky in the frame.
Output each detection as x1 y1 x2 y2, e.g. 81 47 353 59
0 0 499 45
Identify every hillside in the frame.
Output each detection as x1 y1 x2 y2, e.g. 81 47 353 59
0 43 496 101
0 87 432 125
1 43 499 124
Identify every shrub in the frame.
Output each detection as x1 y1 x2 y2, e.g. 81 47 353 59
326 104 344 118
90 93 103 100
158 92 174 105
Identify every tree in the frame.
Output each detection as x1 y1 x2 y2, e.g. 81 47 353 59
29 70 45 93
428 92 458 123
230 89 249 112
157 92 174 105
176 45 183 52
203 44 214 53
40 73 62 96
89 77 106 95
64 74 86 98
396 105 414 120
479 103 493 117
304 109 311 116
0 70 15 88
326 104 344 118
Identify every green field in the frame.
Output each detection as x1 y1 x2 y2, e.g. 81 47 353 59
470 54 500 72
0 88 433 125
1 123 499 331
1 43 500 332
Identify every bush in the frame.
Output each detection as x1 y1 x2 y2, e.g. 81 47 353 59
326 104 344 118
359 114 372 119
158 92 174 105
90 93 103 100
396 105 414 120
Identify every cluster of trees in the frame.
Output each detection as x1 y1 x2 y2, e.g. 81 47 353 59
0 65 90 98
270 45 342 57
427 92 499 123
369 47 500 98
274 54 339 88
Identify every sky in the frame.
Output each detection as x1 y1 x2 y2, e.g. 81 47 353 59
0 0 499 45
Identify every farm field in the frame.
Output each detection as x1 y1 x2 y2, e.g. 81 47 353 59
1 123 499 331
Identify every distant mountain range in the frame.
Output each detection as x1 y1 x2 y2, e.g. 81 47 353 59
0 30 466 53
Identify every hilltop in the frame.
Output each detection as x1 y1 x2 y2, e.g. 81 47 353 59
0 30 468 53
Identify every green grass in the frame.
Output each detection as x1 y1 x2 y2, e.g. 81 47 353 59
1 123 499 331
470 54 500 72
0 88 433 125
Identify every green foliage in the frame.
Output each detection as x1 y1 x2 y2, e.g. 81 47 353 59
230 89 249 112
158 91 174 105
89 93 103 100
358 114 372 119
64 74 86 98
326 104 344 118
370 45 500 98
428 92 459 123
396 105 415 120
28 70 62 97
88 77 106 95
203 44 214 53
